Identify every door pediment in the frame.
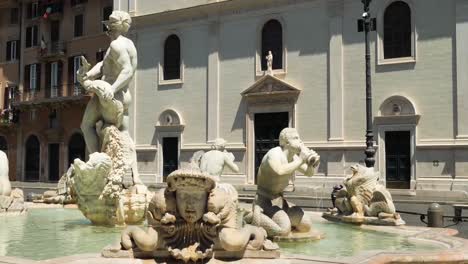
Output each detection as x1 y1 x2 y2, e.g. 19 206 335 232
241 75 301 104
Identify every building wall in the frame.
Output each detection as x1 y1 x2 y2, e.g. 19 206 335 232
0 0 113 186
107 0 468 195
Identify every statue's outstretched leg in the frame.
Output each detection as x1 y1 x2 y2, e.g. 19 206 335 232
81 97 101 154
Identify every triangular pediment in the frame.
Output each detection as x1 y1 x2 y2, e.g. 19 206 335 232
241 74 301 97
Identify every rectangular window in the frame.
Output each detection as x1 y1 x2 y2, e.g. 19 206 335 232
25 63 41 92
6 40 19 61
28 2 39 19
74 14 84 37
26 25 38 48
10 8 19 24
51 62 58 97
102 6 113 32
73 56 81 95
30 64 37 91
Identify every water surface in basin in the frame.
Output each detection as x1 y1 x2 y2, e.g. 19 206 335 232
279 221 444 258
0 209 445 260
0 208 123 260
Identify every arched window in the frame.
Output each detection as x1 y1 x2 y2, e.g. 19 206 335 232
261 19 283 71
0 136 7 152
25 135 40 181
163 34 181 80
384 1 411 59
68 133 86 166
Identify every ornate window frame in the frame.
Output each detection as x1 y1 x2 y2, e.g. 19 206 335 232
375 95 420 190
255 16 287 77
158 32 184 86
241 75 300 184
376 0 417 65
155 109 184 183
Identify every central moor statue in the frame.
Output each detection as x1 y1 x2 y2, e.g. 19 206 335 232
67 10 150 226
79 10 137 156
246 128 321 239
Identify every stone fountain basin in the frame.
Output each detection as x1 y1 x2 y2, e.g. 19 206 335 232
0 209 467 264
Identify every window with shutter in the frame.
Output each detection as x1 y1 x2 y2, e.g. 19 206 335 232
26 27 32 48
102 6 113 32
32 25 38 46
6 41 12 61
36 63 41 90
25 65 31 90
73 56 81 95
163 34 181 80
51 62 59 97
74 14 84 37
261 20 283 71
384 1 411 59
10 8 18 24
30 64 37 91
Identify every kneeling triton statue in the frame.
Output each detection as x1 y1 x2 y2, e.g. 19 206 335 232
245 128 321 239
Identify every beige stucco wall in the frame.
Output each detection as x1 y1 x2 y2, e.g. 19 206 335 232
128 0 466 194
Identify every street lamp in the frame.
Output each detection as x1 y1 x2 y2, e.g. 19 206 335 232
358 0 376 168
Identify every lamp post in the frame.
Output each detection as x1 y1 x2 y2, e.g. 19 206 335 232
359 0 376 168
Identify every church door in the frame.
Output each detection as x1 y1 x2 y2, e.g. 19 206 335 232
254 112 289 182
162 137 178 182
385 131 411 189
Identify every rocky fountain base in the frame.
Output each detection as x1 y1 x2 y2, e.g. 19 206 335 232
0 188 26 216
61 126 152 226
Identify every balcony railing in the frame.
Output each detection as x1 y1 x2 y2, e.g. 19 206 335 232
13 84 88 106
46 85 63 98
40 41 66 58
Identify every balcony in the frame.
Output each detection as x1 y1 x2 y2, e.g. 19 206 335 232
12 84 89 108
39 41 66 61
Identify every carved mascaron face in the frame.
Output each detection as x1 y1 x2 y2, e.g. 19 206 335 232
176 189 208 223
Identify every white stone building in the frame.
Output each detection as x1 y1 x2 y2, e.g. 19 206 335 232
114 0 468 198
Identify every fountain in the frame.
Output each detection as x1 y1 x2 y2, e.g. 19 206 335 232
56 10 151 226
1 9 468 264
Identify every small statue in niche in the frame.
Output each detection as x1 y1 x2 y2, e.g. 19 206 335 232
265 50 273 75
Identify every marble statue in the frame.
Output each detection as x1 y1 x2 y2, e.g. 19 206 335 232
265 50 273 75
323 164 405 226
196 138 240 181
245 128 321 240
62 10 150 226
0 150 26 215
79 10 137 156
103 167 278 262
0 150 11 197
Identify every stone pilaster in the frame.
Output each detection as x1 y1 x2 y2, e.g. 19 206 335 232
456 0 468 138
207 21 220 142
328 1 344 141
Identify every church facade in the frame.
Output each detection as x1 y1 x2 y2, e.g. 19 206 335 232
114 0 468 197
